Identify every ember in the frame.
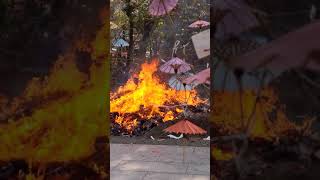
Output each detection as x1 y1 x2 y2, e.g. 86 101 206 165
110 60 204 134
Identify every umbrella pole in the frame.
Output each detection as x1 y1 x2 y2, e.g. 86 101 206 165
234 69 245 130
245 71 267 133
234 69 246 177
182 133 192 164
182 83 188 118
183 83 194 117
161 0 176 43
233 71 267 178
183 135 185 163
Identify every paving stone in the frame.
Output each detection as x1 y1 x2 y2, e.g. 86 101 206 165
115 161 188 174
191 175 210 180
110 170 147 180
187 163 210 175
185 149 210 164
110 144 135 160
143 172 194 180
110 159 123 170
143 173 210 180
110 144 210 179
194 147 210 155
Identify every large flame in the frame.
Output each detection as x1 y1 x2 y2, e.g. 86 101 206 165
0 18 108 164
212 88 313 140
212 88 314 163
111 60 202 132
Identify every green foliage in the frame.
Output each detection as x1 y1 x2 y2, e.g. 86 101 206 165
111 0 210 59
113 7 129 29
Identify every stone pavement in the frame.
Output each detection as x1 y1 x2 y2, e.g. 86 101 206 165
110 144 210 180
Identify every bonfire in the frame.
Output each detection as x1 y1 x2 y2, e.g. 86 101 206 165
110 59 205 135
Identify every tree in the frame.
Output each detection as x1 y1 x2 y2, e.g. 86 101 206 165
123 0 134 65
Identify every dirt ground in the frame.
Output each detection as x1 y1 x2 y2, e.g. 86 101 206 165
111 112 210 147
213 143 320 180
110 136 210 147
214 159 320 180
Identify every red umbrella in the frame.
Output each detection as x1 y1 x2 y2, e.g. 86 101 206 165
189 20 210 29
229 20 320 75
149 0 178 16
164 119 207 135
183 68 210 86
159 57 191 74
213 0 259 39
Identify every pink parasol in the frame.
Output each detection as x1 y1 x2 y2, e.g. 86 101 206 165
164 120 207 135
189 20 210 29
213 0 259 39
159 57 191 74
149 0 178 16
184 68 210 85
229 20 320 75
168 73 194 90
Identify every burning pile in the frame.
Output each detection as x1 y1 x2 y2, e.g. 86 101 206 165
212 88 319 180
213 88 313 140
110 60 204 135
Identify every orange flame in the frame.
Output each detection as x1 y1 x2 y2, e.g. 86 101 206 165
163 111 174 122
212 88 313 140
111 59 202 132
176 108 183 113
0 20 108 164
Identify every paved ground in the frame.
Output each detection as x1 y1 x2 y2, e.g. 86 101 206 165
110 144 210 180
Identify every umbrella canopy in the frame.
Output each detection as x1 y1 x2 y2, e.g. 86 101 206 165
168 73 194 90
149 0 178 16
159 57 191 74
212 36 268 91
189 20 210 28
164 120 207 135
113 38 129 47
229 20 320 76
184 68 210 86
213 0 259 39
213 61 273 91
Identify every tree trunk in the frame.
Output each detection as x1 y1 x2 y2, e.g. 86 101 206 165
128 12 134 63
136 20 155 62
125 0 134 68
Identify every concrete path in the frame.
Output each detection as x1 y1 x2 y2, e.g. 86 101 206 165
110 144 210 180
